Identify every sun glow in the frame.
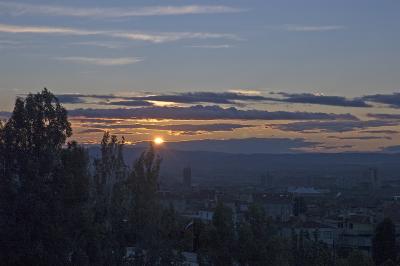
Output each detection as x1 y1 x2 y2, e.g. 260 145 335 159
153 137 164 145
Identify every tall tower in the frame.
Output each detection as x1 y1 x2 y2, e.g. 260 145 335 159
183 166 192 188
369 167 380 190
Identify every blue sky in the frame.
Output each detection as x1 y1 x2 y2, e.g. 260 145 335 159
0 0 400 152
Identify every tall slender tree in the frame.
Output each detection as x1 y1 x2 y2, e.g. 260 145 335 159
126 144 162 262
91 132 127 265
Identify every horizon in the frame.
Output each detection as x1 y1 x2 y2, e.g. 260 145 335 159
1 0 400 153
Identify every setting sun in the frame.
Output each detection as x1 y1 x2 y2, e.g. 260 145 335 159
153 137 164 145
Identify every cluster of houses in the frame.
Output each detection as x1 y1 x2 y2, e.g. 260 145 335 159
128 167 400 265
158 171 400 258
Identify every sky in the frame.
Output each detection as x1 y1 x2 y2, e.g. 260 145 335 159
0 0 400 153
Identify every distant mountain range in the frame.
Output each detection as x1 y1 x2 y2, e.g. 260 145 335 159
87 143 400 186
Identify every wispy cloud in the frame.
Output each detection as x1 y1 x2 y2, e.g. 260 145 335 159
0 23 99 35
271 24 345 32
56 57 143 66
188 44 233 49
70 41 127 49
0 23 239 43
0 2 244 18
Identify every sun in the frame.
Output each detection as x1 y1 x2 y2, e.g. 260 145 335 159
153 137 164 145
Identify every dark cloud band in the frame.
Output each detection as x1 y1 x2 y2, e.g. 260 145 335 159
68 105 357 121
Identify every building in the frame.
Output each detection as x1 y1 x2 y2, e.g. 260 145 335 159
280 219 337 247
254 193 293 222
183 166 192 188
325 213 375 254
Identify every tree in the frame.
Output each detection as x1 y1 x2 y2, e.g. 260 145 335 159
126 143 163 263
372 218 397 265
58 141 91 265
0 89 72 264
345 250 374 266
91 132 127 265
236 204 276 265
208 202 235 266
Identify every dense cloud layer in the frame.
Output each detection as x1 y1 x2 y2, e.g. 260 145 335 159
269 120 397 133
363 93 400 108
267 92 371 107
57 91 376 108
80 122 253 133
367 113 400 120
57 91 267 105
68 105 357 120
380 145 400 153
104 100 154 107
327 136 392 140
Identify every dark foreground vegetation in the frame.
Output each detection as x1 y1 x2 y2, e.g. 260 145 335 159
0 89 398 265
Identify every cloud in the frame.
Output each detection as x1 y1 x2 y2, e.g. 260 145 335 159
78 128 106 134
267 92 371 107
57 95 86 104
367 113 400 120
0 111 11 117
0 23 239 43
58 91 266 105
278 24 345 32
316 144 354 150
363 93 400 108
188 44 233 49
57 91 373 108
56 57 142 66
70 41 127 49
71 118 124 124
68 105 357 121
270 120 397 133
136 92 267 104
80 122 253 133
327 136 392 140
360 130 399 134
0 2 244 18
104 100 154 107
381 145 400 153
136 137 319 154
0 23 100 35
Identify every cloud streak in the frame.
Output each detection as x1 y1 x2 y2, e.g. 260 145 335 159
327 136 392 140
68 105 357 121
363 93 400 108
80 122 253 133
367 113 400 120
0 2 244 18
188 44 233 49
0 23 239 43
57 91 266 105
57 91 374 107
270 120 397 133
56 56 143 66
267 92 370 107
280 24 345 32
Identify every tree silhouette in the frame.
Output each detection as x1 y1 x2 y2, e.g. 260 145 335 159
0 89 72 264
373 218 397 265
